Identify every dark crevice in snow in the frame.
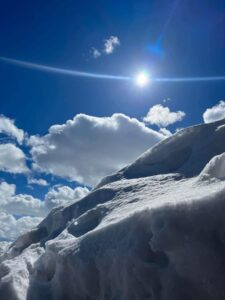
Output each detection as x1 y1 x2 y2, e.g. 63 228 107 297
37 187 117 245
67 206 108 238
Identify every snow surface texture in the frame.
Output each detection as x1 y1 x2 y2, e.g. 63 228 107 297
1 119 225 299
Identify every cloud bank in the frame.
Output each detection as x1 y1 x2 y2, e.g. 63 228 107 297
0 212 42 241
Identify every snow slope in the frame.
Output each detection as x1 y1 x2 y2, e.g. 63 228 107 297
1 119 225 299
96 118 225 188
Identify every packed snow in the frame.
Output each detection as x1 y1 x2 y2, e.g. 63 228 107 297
1 119 225 299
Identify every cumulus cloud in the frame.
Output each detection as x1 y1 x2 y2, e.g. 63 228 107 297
203 101 225 123
0 212 42 241
0 115 24 144
29 113 164 186
144 104 186 127
0 181 43 240
45 185 89 210
0 181 44 217
103 36 120 54
0 180 88 218
0 143 28 174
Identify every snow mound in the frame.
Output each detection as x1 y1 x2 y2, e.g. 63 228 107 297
2 120 225 299
199 152 225 181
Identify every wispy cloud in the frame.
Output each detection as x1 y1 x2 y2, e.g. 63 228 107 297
90 47 101 59
90 35 120 59
27 177 48 186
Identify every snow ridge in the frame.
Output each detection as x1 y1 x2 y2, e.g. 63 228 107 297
1 119 225 299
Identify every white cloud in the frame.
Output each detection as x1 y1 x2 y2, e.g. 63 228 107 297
90 36 120 59
0 212 42 241
103 36 120 54
29 113 164 186
0 181 44 217
143 104 186 127
27 178 48 186
0 181 89 240
0 143 28 174
91 47 101 59
45 185 89 210
0 115 24 144
0 181 88 218
0 180 43 240
203 101 225 123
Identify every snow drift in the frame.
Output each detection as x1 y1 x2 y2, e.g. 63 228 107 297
1 119 225 299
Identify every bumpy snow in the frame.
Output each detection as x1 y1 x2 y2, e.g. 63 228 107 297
1 119 225 300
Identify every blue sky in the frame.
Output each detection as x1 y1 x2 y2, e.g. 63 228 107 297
1 0 225 131
1 0 225 240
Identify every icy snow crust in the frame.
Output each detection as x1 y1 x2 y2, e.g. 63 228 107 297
2 119 225 299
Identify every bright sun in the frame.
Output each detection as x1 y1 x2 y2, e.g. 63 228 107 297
135 71 150 87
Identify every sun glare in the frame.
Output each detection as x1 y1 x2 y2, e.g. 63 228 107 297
135 71 150 87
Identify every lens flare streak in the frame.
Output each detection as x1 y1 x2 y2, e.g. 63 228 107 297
154 76 225 82
1 56 225 84
0 56 131 81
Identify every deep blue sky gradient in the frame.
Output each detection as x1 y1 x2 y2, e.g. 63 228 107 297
0 0 225 197
0 0 225 133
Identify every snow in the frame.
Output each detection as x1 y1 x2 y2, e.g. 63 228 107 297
96 118 225 188
199 152 225 181
1 119 225 299
0 244 44 300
